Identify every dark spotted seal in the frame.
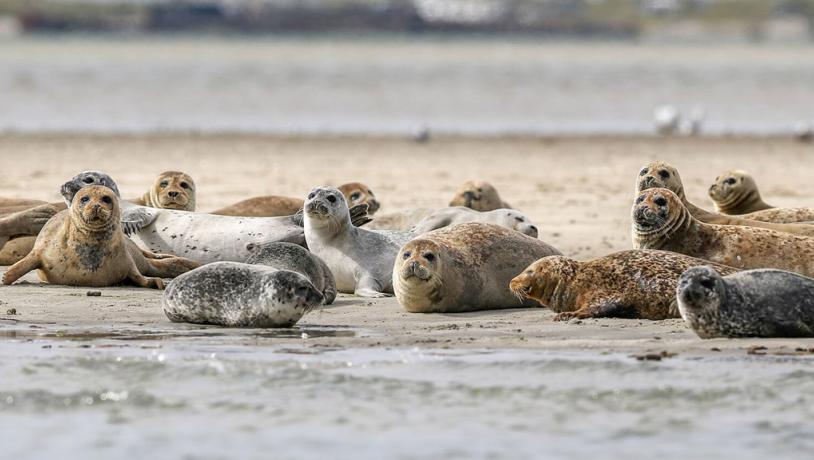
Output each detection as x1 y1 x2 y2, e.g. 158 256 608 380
245 241 337 305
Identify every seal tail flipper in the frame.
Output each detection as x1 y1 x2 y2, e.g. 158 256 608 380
349 203 372 227
121 206 159 236
2 252 42 285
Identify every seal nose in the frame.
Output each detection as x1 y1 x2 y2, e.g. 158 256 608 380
640 176 655 190
168 191 179 198
410 261 420 272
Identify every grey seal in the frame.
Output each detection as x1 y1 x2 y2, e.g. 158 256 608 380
304 186 413 298
162 261 324 328
676 266 814 338
245 241 337 305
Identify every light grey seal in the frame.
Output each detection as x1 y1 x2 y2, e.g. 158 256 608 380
676 266 814 338
162 261 324 328
412 207 538 237
304 186 413 297
245 241 337 305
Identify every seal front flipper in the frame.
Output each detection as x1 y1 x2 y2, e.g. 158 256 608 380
349 203 372 228
2 251 42 285
553 299 634 321
121 206 159 236
355 276 391 298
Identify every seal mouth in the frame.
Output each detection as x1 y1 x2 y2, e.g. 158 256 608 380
638 176 662 192
401 261 433 281
632 206 666 233
305 202 330 217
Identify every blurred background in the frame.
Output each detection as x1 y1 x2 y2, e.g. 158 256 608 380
0 0 813 136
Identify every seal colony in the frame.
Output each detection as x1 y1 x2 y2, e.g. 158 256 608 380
4 157 814 337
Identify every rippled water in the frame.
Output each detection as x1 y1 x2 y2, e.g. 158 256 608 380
1 329 813 459
1 37 813 135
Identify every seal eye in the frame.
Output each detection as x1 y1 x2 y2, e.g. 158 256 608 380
635 195 645 204
477 188 483 192
654 197 668 207
658 170 670 179
327 195 337 203
80 196 90 204
101 196 112 204
725 178 736 185
82 177 95 184
350 192 361 201
402 251 411 259
160 181 168 188
639 168 648 176
308 192 316 200
180 182 189 189
423 253 435 262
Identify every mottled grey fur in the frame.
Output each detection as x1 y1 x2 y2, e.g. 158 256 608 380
245 242 337 305
677 266 814 338
163 262 324 328
60 171 120 204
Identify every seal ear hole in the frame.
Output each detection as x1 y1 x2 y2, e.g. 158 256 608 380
101 196 112 204
327 195 337 203
80 196 90 204
402 251 411 259
423 252 435 262
658 170 670 179
654 197 668 207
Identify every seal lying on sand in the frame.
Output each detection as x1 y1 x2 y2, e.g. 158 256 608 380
510 250 738 321
130 171 196 211
449 181 511 211
246 242 337 305
2 186 165 288
636 161 814 232
304 186 412 297
632 188 814 277
394 223 560 313
0 204 60 252
163 262 324 327
212 182 381 217
708 170 772 215
412 207 538 237
677 266 814 338
60 172 371 264
365 208 435 231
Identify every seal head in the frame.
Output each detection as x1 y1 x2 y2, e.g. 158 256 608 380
61 171 120 205
631 188 691 249
148 171 196 211
635 161 685 198
338 182 380 215
509 255 578 310
394 239 446 309
449 180 510 211
708 170 768 215
304 186 350 234
72 186 119 236
676 266 729 338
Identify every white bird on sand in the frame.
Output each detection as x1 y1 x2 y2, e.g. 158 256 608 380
654 105 681 136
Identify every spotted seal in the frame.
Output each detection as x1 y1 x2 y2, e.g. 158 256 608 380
677 266 814 338
394 223 560 313
212 182 381 217
162 262 324 327
632 188 814 277
304 186 413 297
412 207 538 237
510 250 739 321
708 170 772 215
245 241 336 305
449 180 512 211
130 171 196 211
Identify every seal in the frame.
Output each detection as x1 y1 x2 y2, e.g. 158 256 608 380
212 182 381 217
2 186 165 288
509 250 739 321
162 261 324 327
677 266 814 338
394 223 561 313
0 236 36 266
130 171 196 211
448 181 511 211
632 188 814 277
708 170 772 215
636 160 814 234
60 171 371 264
0 204 61 252
304 186 413 297
245 241 337 305
365 208 435 231
412 207 538 237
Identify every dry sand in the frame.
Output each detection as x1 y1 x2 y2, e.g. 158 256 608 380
1 134 813 354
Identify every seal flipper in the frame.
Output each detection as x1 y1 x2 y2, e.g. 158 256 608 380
349 203 372 228
121 206 159 236
355 275 391 298
554 299 635 321
2 251 42 285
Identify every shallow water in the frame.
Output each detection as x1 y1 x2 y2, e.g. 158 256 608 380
1 328 812 459
1 37 813 135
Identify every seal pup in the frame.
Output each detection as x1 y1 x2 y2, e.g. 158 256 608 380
130 171 196 211
212 182 381 217
708 170 772 215
365 208 435 231
449 181 511 211
245 241 337 305
412 207 538 237
2 186 164 288
677 266 814 338
509 250 738 321
162 262 324 327
636 161 814 234
632 188 814 277
304 186 413 297
394 223 561 313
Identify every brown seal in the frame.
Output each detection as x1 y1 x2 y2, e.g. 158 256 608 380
212 182 380 217
393 223 561 313
448 181 511 211
0 204 62 258
636 161 814 235
632 188 814 277
708 170 772 215
2 186 166 288
130 171 196 211
510 250 739 321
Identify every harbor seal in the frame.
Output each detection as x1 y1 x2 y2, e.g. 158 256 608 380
449 181 511 211
0 204 60 252
636 160 814 234
708 170 772 215
162 262 324 327
394 223 561 313
0 236 36 265
412 207 538 237
365 208 435 231
212 182 381 217
632 188 814 277
2 186 164 288
304 186 413 297
677 266 814 338
509 250 739 321
245 241 337 305
130 171 196 211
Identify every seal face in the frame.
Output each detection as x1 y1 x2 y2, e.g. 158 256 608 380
393 222 561 313
162 262 323 327
245 241 337 305
412 207 538 238
708 170 771 215
140 171 196 212
632 188 814 277
337 182 380 215
509 250 739 321
677 266 814 338
304 186 413 298
448 181 511 212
